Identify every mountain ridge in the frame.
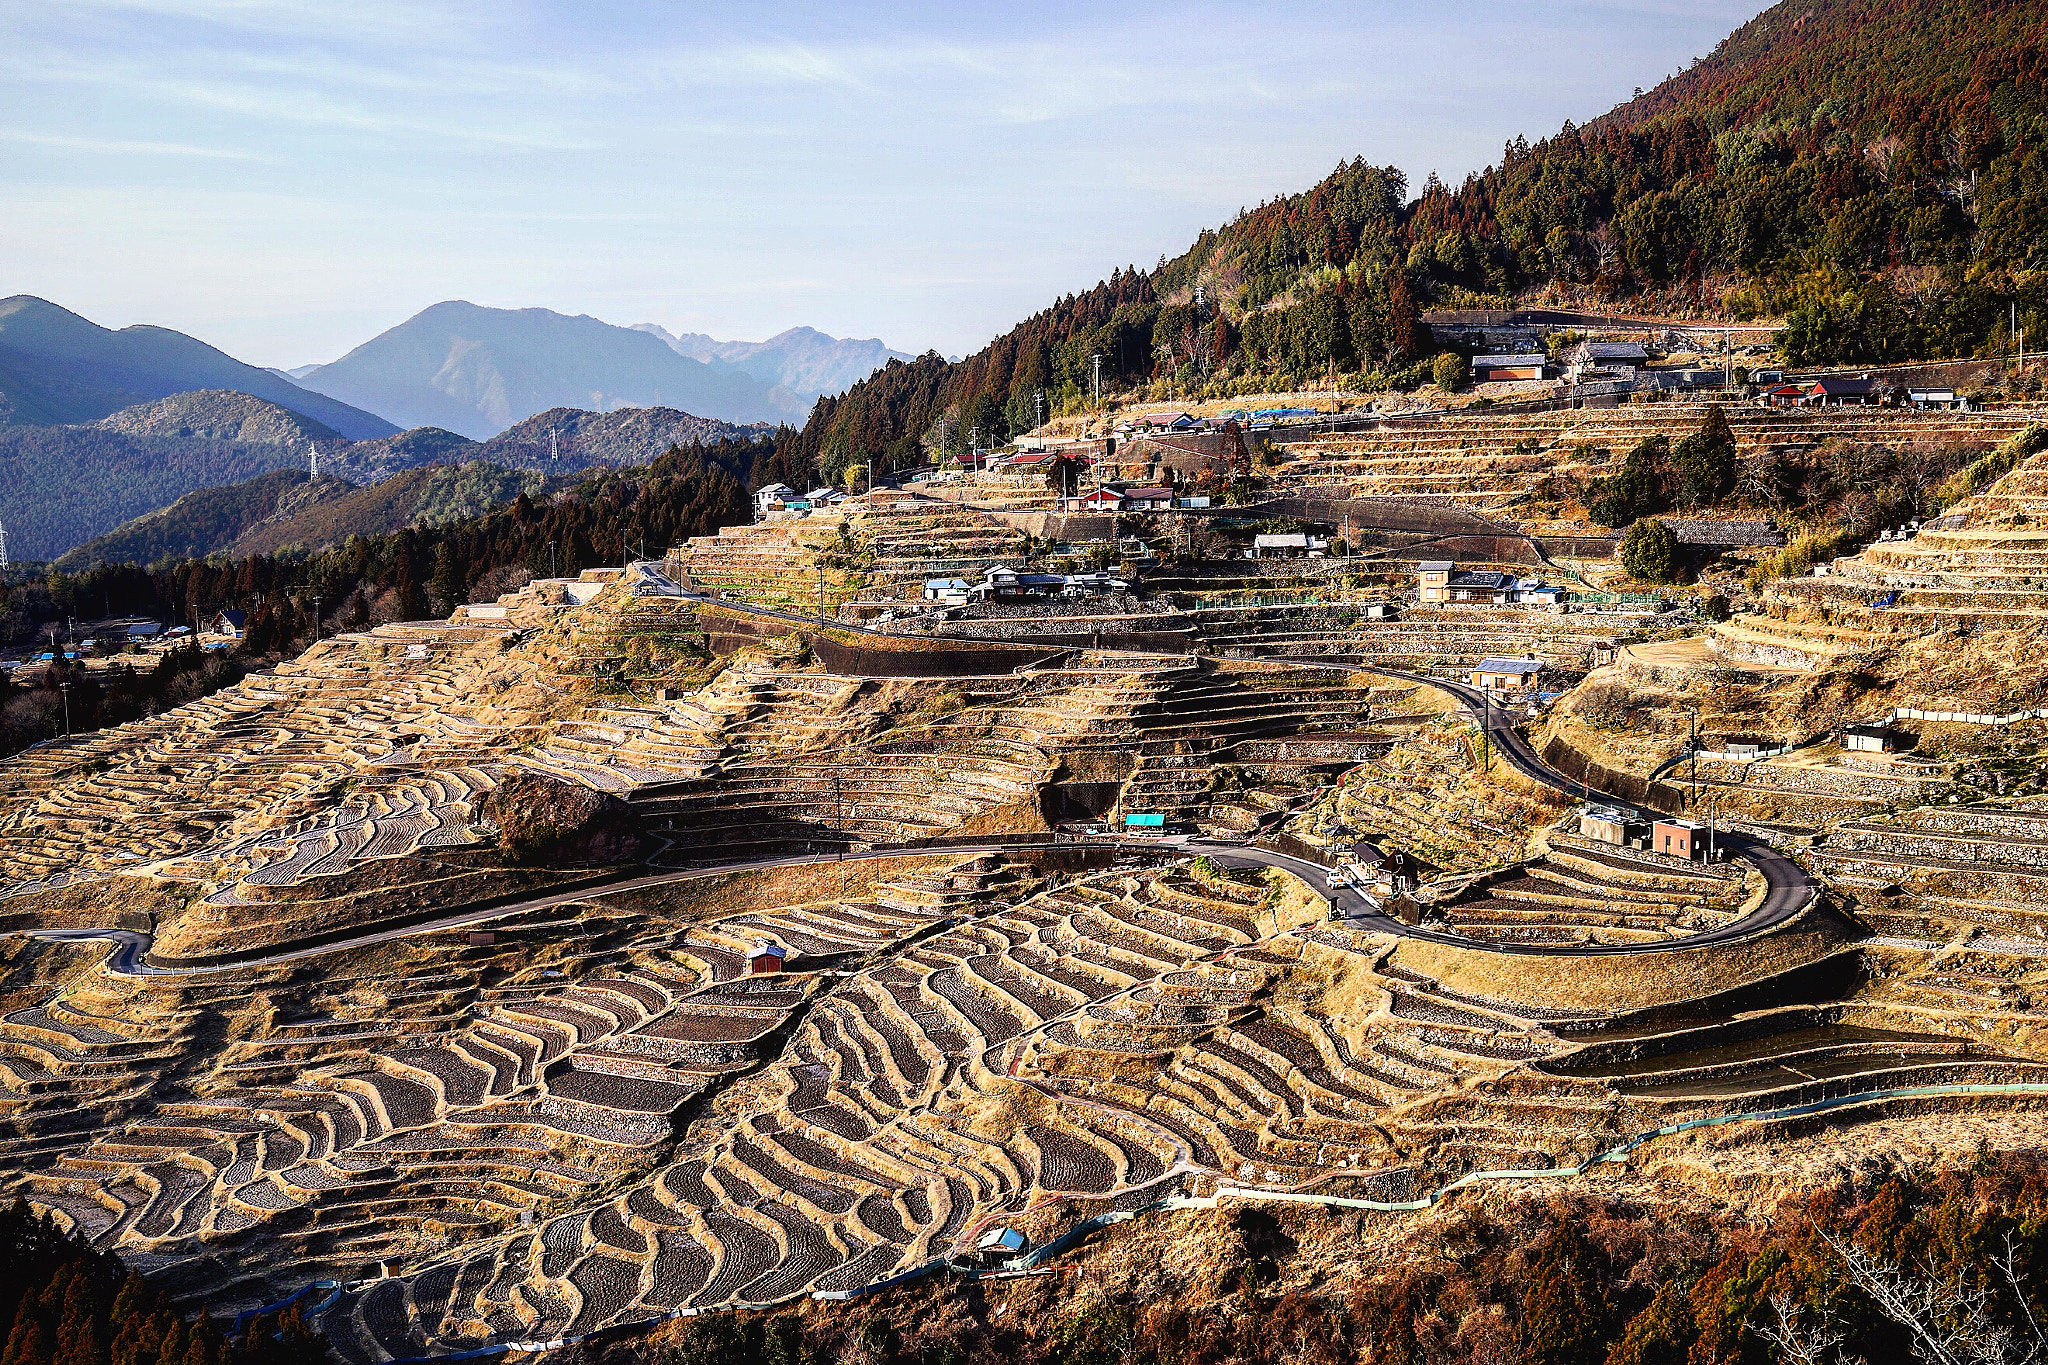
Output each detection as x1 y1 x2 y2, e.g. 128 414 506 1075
291 301 805 439
630 323 910 409
0 295 399 438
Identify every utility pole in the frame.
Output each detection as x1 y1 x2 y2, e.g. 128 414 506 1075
59 681 72 737
816 564 826 619
312 594 322 643
1091 353 1103 407
547 541 558 579
832 770 844 862
1034 389 1046 430
1688 706 1701 812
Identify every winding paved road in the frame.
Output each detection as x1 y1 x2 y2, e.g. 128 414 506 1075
16 586 1819 974
1288 663 1821 952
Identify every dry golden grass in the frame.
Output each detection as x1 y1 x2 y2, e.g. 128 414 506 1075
1390 904 1857 1012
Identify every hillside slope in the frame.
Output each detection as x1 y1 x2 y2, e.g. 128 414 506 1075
54 461 550 568
476 405 774 474
92 389 341 446
294 301 801 438
51 469 349 570
225 461 546 557
0 296 398 438
0 426 312 562
324 427 481 484
797 0 2048 472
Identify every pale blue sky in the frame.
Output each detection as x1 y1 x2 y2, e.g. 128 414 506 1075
0 0 1771 368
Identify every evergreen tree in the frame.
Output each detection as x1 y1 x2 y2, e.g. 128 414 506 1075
1673 407 1738 507
1620 517 1683 583
1604 1278 1696 1365
1589 437 1673 527
1522 1223 1610 1365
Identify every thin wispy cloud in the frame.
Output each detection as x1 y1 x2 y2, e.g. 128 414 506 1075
0 129 275 160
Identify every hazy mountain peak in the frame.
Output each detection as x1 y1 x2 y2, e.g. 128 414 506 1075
0 294 398 437
629 321 910 405
291 301 800 439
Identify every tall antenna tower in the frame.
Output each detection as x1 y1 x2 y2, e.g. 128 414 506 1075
0 520 9 570
551 427 560 465
307 441 319 479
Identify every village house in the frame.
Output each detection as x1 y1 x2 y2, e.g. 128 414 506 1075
753 482 797 517
1252 532 1329 559
1805 376 1881 407
1471 352 1548 383
972 564 1084 600
1446 569 1513 602
1840 723 1899 753
1578 803 1646 847
1909 387 1971 410
1470 656 1543 692
1653 818 1708 861
1564 340 1648 382
1416 561 1455 603
210 608 248 638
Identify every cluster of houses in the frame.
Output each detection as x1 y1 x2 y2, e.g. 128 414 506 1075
1059 483 1202 513
921 563 1130 607
1471 340 1657 385
1578 804 1715 861
753 483 851 519
1467 340 1731 405
1119 408 1314 434
1759 378 1972 409
1416 561 1568 607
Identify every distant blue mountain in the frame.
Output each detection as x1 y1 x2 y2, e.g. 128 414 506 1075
0 295 398 438
631 323 910 411
293 301 806 439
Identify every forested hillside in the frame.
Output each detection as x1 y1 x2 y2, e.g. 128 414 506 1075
477 406 776 475
797 0 2048 477
0 425 312 561
0 1198 326 1365
93 389 342 446
53 462 550 570
225 462 547 557
51 469 346 571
